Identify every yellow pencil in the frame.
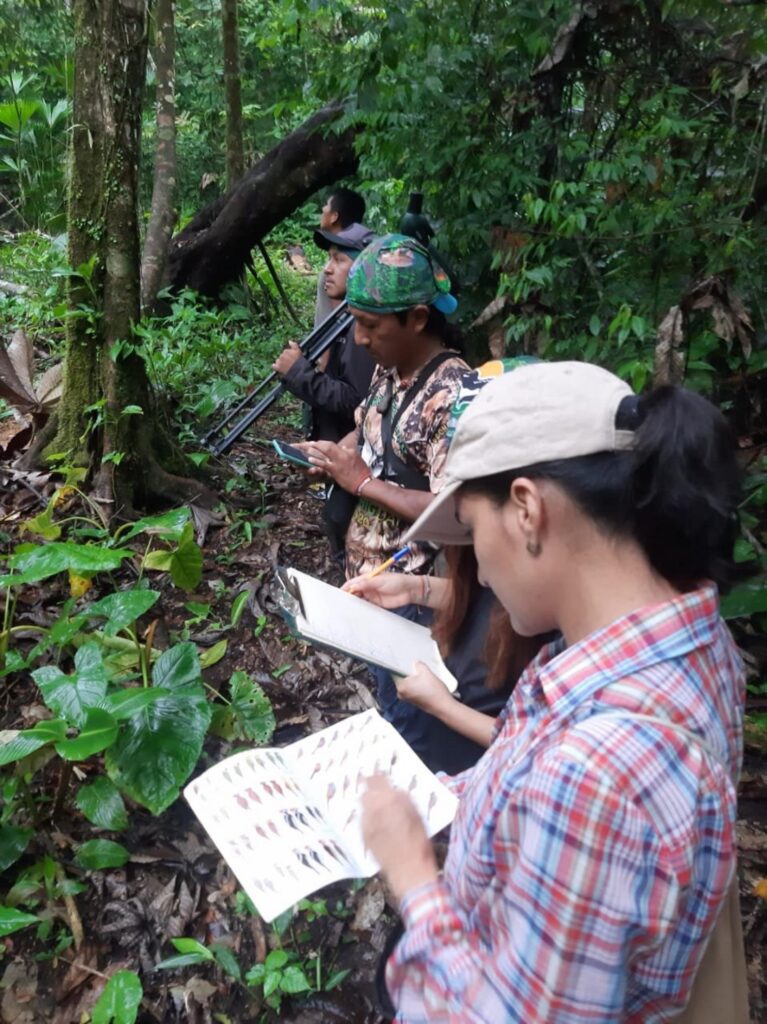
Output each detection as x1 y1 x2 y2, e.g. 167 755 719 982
363 545 411 580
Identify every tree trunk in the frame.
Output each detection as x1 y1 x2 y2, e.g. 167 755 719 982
165 103 358 297
141 0 177 311
221 0 244 187
47 0 213 515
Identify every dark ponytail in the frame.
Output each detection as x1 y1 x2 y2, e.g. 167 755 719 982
460 386 744 593
630 387 742 592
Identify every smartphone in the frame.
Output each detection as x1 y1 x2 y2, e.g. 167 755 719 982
272 439 313 468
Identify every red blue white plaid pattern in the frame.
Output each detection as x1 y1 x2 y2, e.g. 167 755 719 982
387 585 744 1022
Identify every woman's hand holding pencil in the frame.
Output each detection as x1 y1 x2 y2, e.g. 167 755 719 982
343 547 415 605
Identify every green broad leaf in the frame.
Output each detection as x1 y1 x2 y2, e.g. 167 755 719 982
120 405 144 416
230 672 275 744
120 508 190 542
263 971 282 999
209 706 236 740
21 502 61 541
270 907 294 938
55 708 118 760
211 944 242 980
0 719 67 767
264 949 290 971
152 642 202 691
588 315 601 336
75 839 131 870
49 609 88 648
230 591 249 628
279 964 312 994
721 580 767 619
734 538 757 564
75 777 129 830
199 638 228 669
0 826 33 872
2 543 129 586
170 540 203 591
185 601 210 618
0 906 39 937
85 589 160 636
245 963 266 986
155 952 212 970
171 937 214 958
142 550 173 572
105 688 166 720
0 649 31 680
105 685 211 814
0 98 39 132
32 642 109 727
325 967 351 991
103 651 142 675
91 969 142 1024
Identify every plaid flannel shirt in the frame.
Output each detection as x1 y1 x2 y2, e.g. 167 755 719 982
387 585 744 1023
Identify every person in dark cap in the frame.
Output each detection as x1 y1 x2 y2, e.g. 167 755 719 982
273 222 377 445
273 222 377 555
314 188 367 326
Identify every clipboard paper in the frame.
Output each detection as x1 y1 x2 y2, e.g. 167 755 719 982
275 567 458 693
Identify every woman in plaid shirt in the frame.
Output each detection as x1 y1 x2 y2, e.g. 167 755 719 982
361 362 748 1023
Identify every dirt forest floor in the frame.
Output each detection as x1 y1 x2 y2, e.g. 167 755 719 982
1 410 767 1024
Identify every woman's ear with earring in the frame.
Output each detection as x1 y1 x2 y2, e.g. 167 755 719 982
508 478 544 556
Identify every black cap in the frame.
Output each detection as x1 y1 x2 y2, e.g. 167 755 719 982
314 222 376 253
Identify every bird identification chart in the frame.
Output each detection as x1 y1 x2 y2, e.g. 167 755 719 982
185 709 458 921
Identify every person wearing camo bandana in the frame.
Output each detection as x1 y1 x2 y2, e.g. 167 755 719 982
297 234 469 759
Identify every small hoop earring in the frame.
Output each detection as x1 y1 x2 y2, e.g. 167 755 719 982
526 539 542 557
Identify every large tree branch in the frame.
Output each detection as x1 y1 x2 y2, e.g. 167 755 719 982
164 103 358 297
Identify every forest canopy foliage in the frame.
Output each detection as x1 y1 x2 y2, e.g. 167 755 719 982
3 1 766 379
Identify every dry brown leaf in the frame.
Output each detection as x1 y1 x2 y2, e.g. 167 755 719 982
684 275 754 360
753 878 767 901
53 943 100 1002
652 305 685 387
0 332 62 424
711 305 735 346
7 331 35 400
286 245 314 275
190 502 225 546
35 363 63 410
1 959 54 1023
351 878 386 933
0 338 37 412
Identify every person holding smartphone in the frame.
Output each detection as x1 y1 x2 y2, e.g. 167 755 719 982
301 234 469 757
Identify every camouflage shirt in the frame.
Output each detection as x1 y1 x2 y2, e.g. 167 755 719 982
344 352 469 578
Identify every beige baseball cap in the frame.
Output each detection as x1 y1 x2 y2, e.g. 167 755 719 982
405 361 636 545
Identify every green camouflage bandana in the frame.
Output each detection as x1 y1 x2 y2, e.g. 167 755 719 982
346 233 457 315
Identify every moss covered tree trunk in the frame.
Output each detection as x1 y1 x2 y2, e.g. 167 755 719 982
141 0 178 311
221 0 244 188
47 0 211 515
